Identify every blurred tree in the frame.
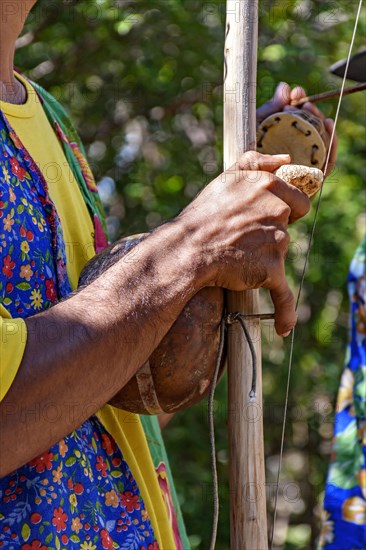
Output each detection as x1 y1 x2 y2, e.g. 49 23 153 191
15 0 365 548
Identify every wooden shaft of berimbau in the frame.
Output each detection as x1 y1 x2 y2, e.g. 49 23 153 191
224 1 268 548
291 82 366 106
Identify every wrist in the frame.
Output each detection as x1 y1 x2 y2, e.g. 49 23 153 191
170 209 219 290
149 217 209 293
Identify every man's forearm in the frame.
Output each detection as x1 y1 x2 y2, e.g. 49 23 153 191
0 220 201 476
1 150 312 476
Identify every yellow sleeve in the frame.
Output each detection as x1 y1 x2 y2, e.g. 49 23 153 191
97 405 177 550
0 304 27 401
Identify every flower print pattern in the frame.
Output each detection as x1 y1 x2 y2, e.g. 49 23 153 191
0 115 72 317
101 433 117 456
71 516 82 534
30 289 43 310
22 542 48 550
20 240 29 254
19 264 33 281
100 528 114 550
319 237 366 549
121 492 141 514
45 277 57 302
9 156 26 181
2 255 15 279
52 507 68 533
0 111 159 548
3 212 14 232
0 417 158 549
104 490 119 508
28 451 54 473
52 465 63 485
2 165 11 184
96 456 108 477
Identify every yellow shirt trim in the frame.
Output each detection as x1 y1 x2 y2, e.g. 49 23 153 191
0 72 95 290
0 74 177 548
0 72 94 400
97 406 176 550
0 305 27 400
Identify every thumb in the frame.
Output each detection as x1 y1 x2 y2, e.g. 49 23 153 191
238 151 291 173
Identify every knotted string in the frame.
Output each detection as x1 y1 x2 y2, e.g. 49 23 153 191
208 316 226 550
209 312 264 550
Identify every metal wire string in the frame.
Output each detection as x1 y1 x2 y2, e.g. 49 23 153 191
208 313 258 550
270 1 364 546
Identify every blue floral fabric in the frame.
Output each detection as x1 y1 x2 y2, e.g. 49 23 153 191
319 236 366 549
0 418 158 550
0 115 72 312
0 110 159 549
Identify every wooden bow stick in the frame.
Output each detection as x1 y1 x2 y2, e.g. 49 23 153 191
291 82 366 106
223 1 364 548
224 1 268 548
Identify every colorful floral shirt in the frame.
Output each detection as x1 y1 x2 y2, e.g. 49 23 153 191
0 73 189 550
319 236 366 549
0 94 161 550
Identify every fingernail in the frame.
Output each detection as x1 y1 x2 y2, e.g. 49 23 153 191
274 154 290 158
282 330 292 337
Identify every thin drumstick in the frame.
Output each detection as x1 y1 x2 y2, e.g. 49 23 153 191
291 82 366 106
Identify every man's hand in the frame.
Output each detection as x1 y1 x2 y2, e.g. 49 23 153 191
179 151 310 336
256 82 338 176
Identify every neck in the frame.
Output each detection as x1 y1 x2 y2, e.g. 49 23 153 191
0 44 20 103
0 69 26 107
0 4 32 104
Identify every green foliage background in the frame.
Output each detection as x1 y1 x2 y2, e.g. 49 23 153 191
16 0 365 548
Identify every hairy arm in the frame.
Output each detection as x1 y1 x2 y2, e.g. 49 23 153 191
0 221 201 477
0 152 310 476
